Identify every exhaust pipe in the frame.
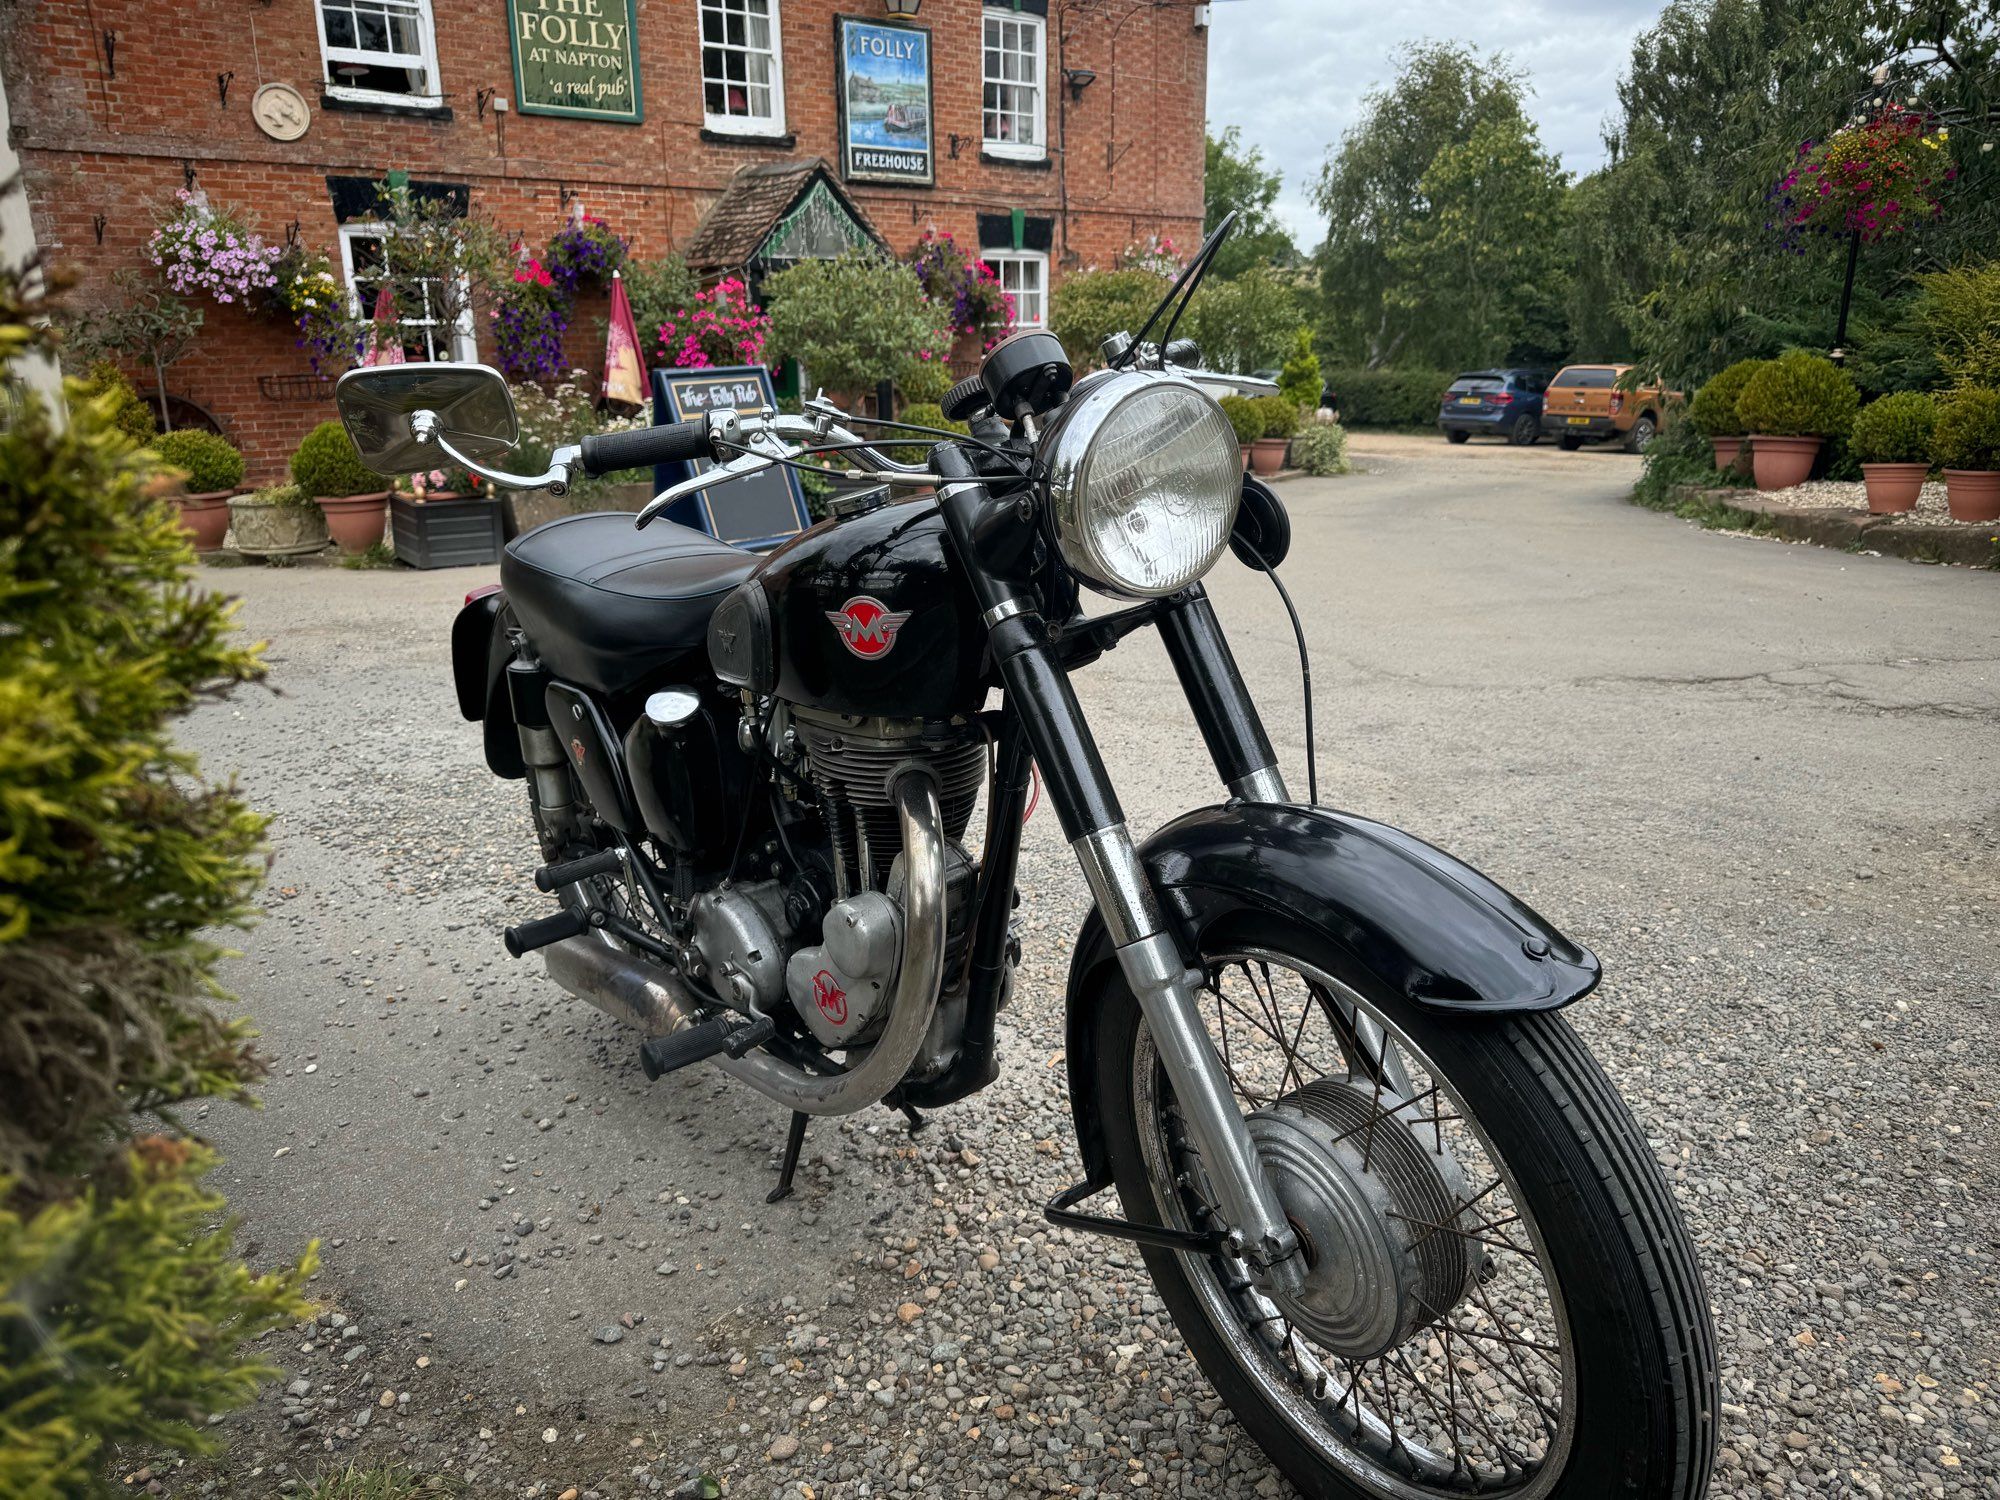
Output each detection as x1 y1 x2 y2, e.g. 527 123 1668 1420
542 770 948 1117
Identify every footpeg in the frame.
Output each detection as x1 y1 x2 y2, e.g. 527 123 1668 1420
503 907 588 958
534 848 624 892
638 1014 776 1081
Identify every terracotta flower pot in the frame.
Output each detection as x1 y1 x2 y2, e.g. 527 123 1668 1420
1709 435 1750 475
1237 443 1252 471
1942 469 2000 523
1748 434 1822 491
1249 437 1288 476
174 489 235 551
316 490 393 554
1859 462 1927 515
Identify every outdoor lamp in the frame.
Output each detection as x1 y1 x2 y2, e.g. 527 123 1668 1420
1065 68 1097 103
882 0 920 14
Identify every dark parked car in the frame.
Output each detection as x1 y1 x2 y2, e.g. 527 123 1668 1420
1437 369 1551 446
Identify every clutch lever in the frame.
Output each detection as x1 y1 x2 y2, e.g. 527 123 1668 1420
634 448 776 530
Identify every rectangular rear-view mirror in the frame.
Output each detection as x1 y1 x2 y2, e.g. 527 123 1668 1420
335 362 521 476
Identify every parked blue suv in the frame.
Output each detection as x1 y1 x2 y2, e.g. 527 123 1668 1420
1437 369 1552 446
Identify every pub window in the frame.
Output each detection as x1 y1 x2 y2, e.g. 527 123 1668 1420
316 0 441 105
337 223 475 363
701 0 787 136
982 10 1044 160
983 249 1047 329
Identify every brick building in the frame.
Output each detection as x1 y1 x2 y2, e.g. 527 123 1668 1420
4 0 1208 478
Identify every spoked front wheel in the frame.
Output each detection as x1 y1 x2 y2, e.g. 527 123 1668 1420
1087 919 1716 1499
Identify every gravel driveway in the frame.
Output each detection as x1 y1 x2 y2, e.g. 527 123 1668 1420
170 433 1998 1499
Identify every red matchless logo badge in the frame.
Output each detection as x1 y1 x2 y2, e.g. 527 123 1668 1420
812 969 848 1027
825 595 911 660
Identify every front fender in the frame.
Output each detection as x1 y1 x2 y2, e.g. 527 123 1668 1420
1061 802 1599 1183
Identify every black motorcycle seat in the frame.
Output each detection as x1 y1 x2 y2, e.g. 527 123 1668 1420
501 512 756 698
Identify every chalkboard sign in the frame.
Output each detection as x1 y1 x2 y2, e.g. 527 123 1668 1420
649 365 810 551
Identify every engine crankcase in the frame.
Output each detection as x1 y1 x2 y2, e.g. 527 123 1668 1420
786 890 902 1049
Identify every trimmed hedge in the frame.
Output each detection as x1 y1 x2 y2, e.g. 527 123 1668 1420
153 429 245 493
1736 352 1859 439
1252 394 1301 440
1688 359 1767 438
1849 391 1937 466
1324 367 1454 427
291 420 382 498
1933 387 2000 472
1217 394 1262 448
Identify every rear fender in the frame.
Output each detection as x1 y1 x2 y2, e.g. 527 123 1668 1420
1061 801 1599 1185
452 589 526 780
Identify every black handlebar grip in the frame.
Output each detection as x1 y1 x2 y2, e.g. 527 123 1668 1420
576 419 710 476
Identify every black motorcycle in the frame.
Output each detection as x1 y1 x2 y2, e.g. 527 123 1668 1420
335 219 1717 1500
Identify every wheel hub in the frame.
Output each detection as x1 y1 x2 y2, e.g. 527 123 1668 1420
1247 1078 1479 1360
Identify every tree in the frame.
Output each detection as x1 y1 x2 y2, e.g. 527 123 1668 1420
69 274 202 432
1049 267 1170 370
1204 127 1298 280
1184 264 1305 374
764 252 940 396
1312 43 1530 367
1382 114 1573 369
1 267 313 1494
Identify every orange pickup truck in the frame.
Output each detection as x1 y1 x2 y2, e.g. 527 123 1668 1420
1539 364 1678 453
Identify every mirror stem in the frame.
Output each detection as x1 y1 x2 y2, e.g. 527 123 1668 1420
412 409 574 495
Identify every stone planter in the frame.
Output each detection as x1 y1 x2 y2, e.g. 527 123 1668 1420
1942 469 2000 523
1748 434 1822 492
174 489 235 551
1859 462 1928 515
316 491 393 555
1249 437 1289 476
228 491 329 556
1709 435 1750 475
392 493 505 569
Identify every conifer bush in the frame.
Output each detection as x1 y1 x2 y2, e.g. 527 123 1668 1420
1688 359 1766 438
0 268 314 1495
153 429 246 494
291 420 383 498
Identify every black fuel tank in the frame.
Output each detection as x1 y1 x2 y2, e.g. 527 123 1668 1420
712 499 993 720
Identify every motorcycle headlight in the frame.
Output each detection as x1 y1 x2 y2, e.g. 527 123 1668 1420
1041 369 1241 599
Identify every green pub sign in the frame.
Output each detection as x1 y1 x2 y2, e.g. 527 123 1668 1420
508 0 643 123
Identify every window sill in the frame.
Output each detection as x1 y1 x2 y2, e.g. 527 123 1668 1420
702 126 794 147
980 150 1050 171
321 91 453 122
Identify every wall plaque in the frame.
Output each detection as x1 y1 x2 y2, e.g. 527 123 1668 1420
508 0 643 123
836 16 933 186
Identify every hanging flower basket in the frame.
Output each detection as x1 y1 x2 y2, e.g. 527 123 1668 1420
545 217 629 295
1772 105 1953 246
148 190 280 308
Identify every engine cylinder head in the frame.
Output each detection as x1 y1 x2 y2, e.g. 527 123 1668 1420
795 712 986 870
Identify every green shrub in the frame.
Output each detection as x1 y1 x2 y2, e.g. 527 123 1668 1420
1322 366 1454 427
1849 392 1939 466
897 353 954 406
1252 394 1301 440
1277 328 1323 413
765 253 935 396
1735 352 1859 439
291 420 382 498
888 401 969 465
1217 394 1262 448
1049 268 1170 370
1688 359 1767 438
75 360 158 442
152 429 245 493
1914 260 2000 391
1291 420 1350 476
1932 387 2000 472
0 269 313 1492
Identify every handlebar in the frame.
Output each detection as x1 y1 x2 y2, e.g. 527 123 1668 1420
576 419 711 476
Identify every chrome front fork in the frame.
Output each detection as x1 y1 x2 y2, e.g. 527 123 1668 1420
1073 824 1308 1296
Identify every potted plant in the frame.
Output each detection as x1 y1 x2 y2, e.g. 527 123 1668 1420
1249 395 1301 476
1848 392 1937 513
1932 387 2000 522
152 429 245 549
227 482 330 557
1218 394 1261 469
1688 359 1765 474
1734 352 1859 490
543 216 629 296
390 464 506 569
291 419 392 554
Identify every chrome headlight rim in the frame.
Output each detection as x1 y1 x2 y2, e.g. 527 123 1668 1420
1040 368 1242 601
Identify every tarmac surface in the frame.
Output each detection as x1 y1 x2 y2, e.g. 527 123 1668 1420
171 431 1999 1498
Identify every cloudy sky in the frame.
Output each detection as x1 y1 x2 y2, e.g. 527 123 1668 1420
1204 0 1669 245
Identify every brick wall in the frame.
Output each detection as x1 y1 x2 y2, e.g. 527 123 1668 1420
5 0 1206 479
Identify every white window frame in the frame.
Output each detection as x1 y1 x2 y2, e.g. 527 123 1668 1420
982 248 1047 330
337 222 477 364
981 9 1045 161
700 0 788 137
314 0 443 108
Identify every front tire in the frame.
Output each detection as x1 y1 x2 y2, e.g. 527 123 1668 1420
1445 429 1470 444
1085 920 1715 1499
1558 435 1583 451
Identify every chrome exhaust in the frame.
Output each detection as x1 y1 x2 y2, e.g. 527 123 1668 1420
542 771 948 1117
